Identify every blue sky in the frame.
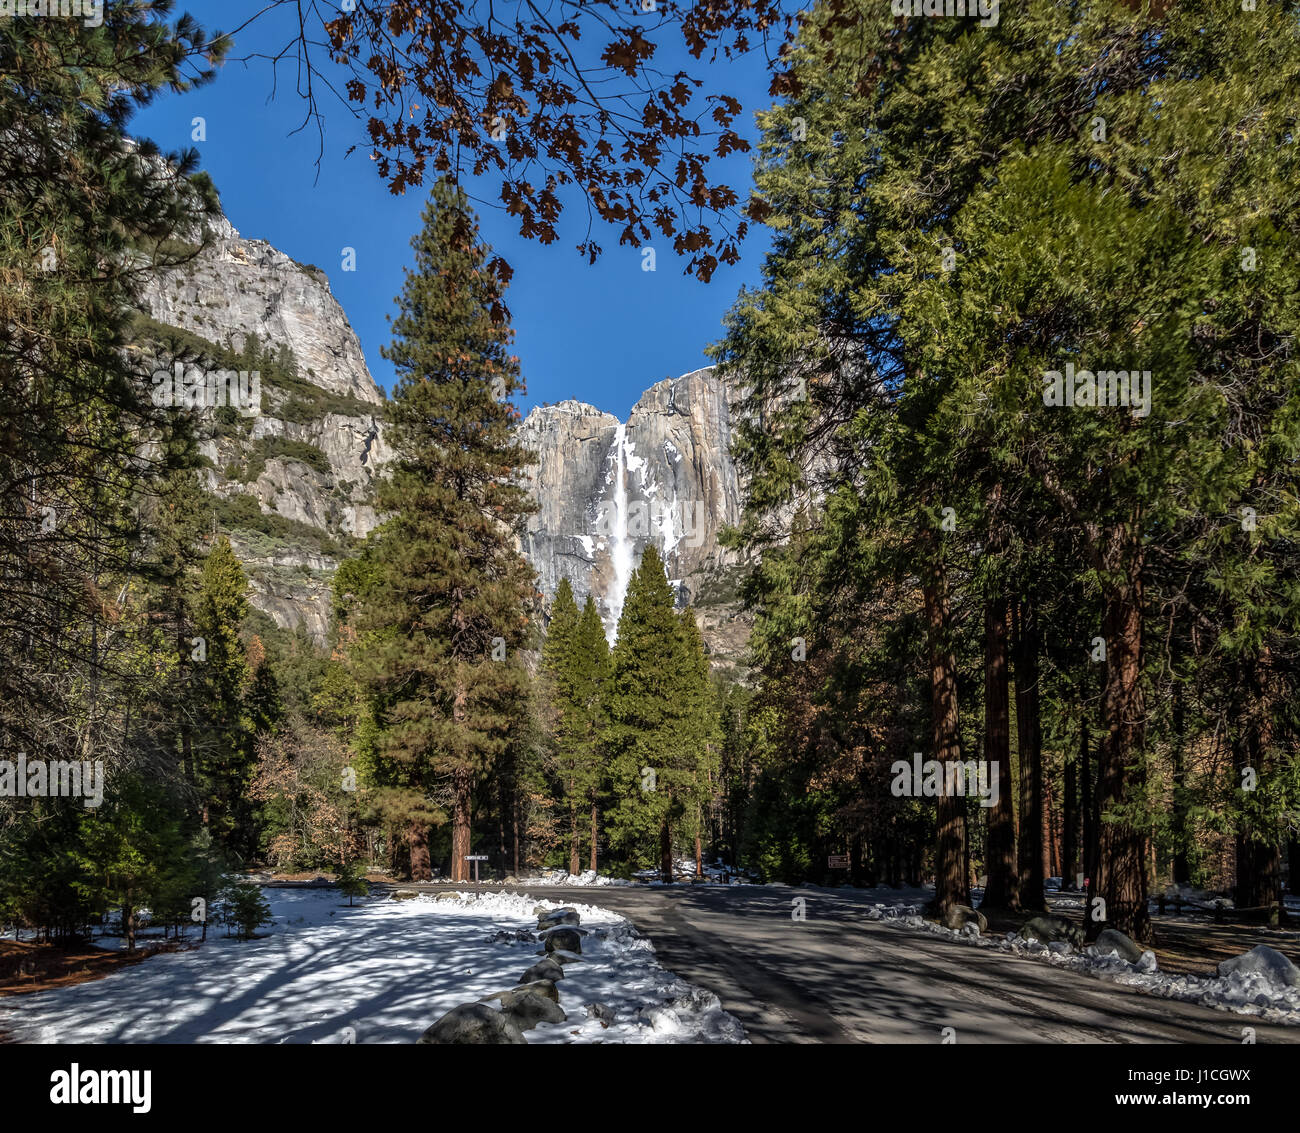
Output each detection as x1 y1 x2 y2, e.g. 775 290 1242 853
130 3 778 420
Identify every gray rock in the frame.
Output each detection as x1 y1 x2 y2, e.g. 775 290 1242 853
390 890 419 901
1019 915 1084 948
585 1002 615 1026
518 957 566 984
416 1003 526 1045
483 982 565 1031
541 927 584 954
1217 945 1300 988
550 949 583 966
1089 928 1144 964
941 904 988 934
537 907 581 930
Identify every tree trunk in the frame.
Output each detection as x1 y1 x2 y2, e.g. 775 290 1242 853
450 767 473 882
569 788 580 875
1045 770 1058 881
1091 533 1150 943
1234 656 1281 910
408 820 432 882
1063 738 1078 889
981 596 1018 910
1082 717 1097 890
923 557 969 916
1014 601 1046 912
1171 685 1190 886
1288 838 1300 897
659 814 673 883
590 798 599 874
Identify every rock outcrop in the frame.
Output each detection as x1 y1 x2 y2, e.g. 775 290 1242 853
517 368 750 661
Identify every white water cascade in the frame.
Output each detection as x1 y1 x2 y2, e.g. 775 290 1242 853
604 423 636 645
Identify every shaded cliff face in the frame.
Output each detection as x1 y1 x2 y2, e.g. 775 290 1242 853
517 367 748 656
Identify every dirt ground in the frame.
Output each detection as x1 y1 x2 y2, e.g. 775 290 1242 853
0 937 196 999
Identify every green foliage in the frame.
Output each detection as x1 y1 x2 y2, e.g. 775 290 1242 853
208 492 346 556
220 878 273 940
603 546 718 876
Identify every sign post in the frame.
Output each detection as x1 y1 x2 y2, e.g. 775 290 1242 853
465 854 489 885
827 854 849 871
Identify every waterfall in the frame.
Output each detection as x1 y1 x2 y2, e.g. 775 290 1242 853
605 423 635 646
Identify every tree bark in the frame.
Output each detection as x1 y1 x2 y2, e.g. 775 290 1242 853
450 767 473 882
1014 601 1047 912
923 556 969 915
1171 684 1190 886
1090 532 1150 943
590 798 599 874
408 820 432 882
981 596 1018 910
569 788 580 875
1063 737 1078 889
659 814 673 883
1234 656 1280 910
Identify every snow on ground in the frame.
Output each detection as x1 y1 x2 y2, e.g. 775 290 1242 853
852 887 1300 1026
0 889 745 1044
516 868 632 887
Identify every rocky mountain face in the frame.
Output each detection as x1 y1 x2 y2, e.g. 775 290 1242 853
140 213 750 666
137 214 392 644
517 368 750 661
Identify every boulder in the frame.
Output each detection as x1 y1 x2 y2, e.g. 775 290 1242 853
483 982 565 1031
1019 915 1084 948
391 889 419 901
586 1002 615 1027
1088 928 1144 964
518 957 565 984
537 908 581 930
416 1003 526 1045
550 949 583 965
1217 945 1300 988
541 927 583 954
940 904 988 934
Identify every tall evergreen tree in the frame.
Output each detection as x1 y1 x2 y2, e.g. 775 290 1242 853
191 536 255 856
346 179 537 882
605 547 715 881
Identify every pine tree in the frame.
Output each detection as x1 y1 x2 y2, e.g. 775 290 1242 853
346 179 537 882
605 546 705 881
191 536 254 856
574 597 612 872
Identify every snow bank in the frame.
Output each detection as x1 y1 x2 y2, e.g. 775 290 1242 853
858 892 1300 1025
0 888 745 1044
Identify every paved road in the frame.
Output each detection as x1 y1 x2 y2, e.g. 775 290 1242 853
369 881 1300 1044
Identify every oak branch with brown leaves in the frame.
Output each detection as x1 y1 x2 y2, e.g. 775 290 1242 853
231 0 805 280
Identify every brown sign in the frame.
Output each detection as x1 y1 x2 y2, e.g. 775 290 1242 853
827 854 850 870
